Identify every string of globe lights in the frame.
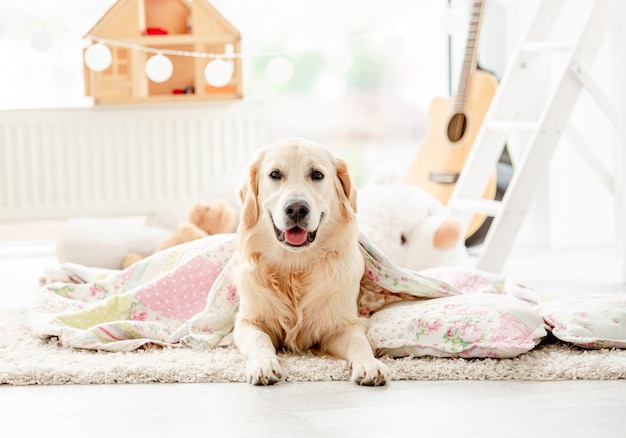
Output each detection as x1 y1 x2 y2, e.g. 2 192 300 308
84 38 238 86
30 26 381 86
19 4 466 87
80 32 375 86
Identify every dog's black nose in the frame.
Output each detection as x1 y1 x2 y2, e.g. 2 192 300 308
285 200 310 222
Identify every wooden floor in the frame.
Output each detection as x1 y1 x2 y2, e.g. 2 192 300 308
2 243 626 437
3 380 626 437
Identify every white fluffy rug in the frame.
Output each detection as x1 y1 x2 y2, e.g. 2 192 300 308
2 309 626 385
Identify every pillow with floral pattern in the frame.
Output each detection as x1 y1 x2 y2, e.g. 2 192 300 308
366 293 547 358
535 295 626 348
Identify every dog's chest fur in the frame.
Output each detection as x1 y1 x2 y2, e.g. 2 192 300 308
255 267 345 353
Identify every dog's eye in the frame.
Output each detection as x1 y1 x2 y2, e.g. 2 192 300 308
400 234 407 245
311 170 324 181
269 170 282 180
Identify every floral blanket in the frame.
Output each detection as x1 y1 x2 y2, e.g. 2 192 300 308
33 233 509 352
29 232 626 358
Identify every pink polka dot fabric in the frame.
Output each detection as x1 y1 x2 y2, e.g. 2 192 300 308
134 257 222 321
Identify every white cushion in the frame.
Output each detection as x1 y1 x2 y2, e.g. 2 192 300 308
536 295 626 348
367 294 547 358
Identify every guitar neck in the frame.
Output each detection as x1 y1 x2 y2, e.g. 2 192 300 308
454 0 485 112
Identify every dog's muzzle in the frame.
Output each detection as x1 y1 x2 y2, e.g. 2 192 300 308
272 199 319 247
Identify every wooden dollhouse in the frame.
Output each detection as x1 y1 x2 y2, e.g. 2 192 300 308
83 0 242 104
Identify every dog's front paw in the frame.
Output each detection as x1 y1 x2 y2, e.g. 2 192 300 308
246 355 285 386
351 358 388 387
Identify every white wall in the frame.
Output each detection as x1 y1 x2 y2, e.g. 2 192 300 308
1 0 623 251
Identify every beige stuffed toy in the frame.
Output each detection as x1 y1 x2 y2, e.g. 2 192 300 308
122 200 236 269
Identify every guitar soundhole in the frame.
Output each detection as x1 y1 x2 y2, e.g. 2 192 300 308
447 113 467 143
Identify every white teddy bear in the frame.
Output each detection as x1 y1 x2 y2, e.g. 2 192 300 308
357 163 468 271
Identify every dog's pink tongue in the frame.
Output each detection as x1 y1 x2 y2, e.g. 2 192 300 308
285 227 307 245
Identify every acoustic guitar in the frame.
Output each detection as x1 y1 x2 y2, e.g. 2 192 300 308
405 0 497 239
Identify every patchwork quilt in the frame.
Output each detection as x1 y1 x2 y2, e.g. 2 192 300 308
30 233 626 358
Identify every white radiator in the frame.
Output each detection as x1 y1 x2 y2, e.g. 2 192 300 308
0 101 267 222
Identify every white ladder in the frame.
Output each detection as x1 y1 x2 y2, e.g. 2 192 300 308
448 0 623 273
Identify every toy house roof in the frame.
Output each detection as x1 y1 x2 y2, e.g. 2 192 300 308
85 0 240 39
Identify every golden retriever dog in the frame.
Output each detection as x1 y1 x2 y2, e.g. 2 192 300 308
234 138 388 386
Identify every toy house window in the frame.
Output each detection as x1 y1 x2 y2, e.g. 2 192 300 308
115 49 129 76
101 48 130 78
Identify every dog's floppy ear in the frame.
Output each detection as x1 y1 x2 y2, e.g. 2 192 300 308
333 156 358 215
239 152 262 228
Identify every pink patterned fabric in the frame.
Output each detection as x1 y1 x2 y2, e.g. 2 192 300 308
536 296 626 348
30 233 456 352
367 294 547 358
31 233 625 357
